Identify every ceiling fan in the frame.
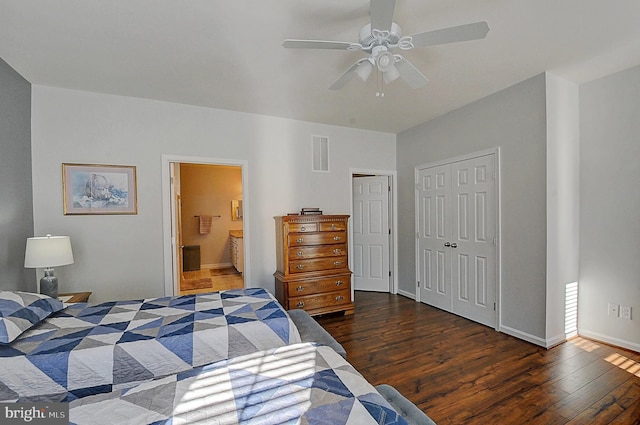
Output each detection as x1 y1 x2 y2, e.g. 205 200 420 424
282 0 489 91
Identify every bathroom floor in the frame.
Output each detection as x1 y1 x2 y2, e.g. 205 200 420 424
179 267 244 295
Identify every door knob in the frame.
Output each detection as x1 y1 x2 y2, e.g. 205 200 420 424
444 242 451 247
451 243 458 248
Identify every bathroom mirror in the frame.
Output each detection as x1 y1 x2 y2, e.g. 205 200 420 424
231 200 243 221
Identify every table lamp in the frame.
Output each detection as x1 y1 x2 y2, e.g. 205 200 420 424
24 234 74 299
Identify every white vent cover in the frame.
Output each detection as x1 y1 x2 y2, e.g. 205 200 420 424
312 135 329 172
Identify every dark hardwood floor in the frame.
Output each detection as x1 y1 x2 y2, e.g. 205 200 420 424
315 291 640 425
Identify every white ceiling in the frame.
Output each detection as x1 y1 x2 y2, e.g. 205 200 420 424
2 0 640 134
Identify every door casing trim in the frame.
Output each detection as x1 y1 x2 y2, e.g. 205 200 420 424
161 154 249 296
349 168 398 296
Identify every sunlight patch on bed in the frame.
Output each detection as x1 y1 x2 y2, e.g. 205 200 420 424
172 343 317 423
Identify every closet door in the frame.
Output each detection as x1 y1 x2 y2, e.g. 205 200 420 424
416 164 452 311
416 153 497 328
450 155 496 328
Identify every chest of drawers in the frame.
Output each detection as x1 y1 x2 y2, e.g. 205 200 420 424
274 214 354 316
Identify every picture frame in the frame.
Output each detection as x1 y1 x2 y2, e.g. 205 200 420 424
62 163 138 215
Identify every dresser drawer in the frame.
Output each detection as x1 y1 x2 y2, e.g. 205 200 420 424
289 256 348 274
288 231 346 247
288 244 346 260
319 221 347 232
288 222 318 233
287 274 350 297
289 289 351 311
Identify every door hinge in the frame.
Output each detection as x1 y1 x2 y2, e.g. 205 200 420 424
389 228 391 235
494 303 496 311
417 281 420 287
170 176 174 184
388 185 391 192
389 271 392 277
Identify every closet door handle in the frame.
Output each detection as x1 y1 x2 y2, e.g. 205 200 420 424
451 243 458 248
444 242 451 247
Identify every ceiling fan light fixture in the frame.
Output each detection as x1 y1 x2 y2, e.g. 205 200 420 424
355 60 373 82
383 64 400 84
375 50 395 72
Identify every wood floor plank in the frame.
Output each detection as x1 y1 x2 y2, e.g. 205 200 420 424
315 291 640 425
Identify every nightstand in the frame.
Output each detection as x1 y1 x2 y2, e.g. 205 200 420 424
58 292 92 303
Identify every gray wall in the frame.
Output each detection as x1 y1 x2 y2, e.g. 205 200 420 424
0 58 35 291
397 74 548 340
579 65 640 349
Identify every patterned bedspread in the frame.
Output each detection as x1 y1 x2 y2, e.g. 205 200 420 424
0 289 301 403
69 343 409 425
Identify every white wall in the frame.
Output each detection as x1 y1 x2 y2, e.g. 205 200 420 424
579 65 640 351
545 73 580 346
397 74 549 343
30 86 396 303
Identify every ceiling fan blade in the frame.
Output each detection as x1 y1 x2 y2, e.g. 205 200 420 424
409 21 490 48
370 0 396 32
329 61 365 90
282 39 359 50
395 57 429 88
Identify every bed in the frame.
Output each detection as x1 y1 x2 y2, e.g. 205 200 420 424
0 289 434 425
0 288 300 402
69 342 410 425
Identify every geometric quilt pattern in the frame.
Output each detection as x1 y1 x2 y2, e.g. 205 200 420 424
0 288 301 403
69 343 410 425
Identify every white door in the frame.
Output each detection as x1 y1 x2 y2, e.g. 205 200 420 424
450 155 496 327
416 153 497 327
352 176 390 292
416 165 452 311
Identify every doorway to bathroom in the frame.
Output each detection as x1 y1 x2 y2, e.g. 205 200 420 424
162 156 248 297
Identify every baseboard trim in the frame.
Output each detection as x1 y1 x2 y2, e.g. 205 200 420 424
499 324 547 348
397 289 417 301
578 329 640 353
201 262 233 270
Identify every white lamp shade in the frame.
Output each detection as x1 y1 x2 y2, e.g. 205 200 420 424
24 235 74 268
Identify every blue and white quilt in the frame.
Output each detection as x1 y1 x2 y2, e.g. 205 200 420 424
0 288 301 403
69 343 410 425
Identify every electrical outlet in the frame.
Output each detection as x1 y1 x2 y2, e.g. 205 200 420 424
608 303 620 317
620 305 632 320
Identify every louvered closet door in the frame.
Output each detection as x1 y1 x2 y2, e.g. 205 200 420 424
416 153 497 328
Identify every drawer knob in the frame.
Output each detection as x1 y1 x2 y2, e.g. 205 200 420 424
330 224 336 230
336 280 343 286
297 251 304 256
296 286 304 292
301 226 306 231
333 261 341 266
296 238 304 243
296 302 305 308
335 296 344 301
333 249 341 254
333 236 341 241
297 265 305 269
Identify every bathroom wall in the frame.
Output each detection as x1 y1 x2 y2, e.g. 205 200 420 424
180 164 242 269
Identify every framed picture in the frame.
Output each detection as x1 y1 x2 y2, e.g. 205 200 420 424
62 163 138 215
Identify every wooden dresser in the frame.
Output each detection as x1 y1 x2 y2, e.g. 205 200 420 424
274 214 354 316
